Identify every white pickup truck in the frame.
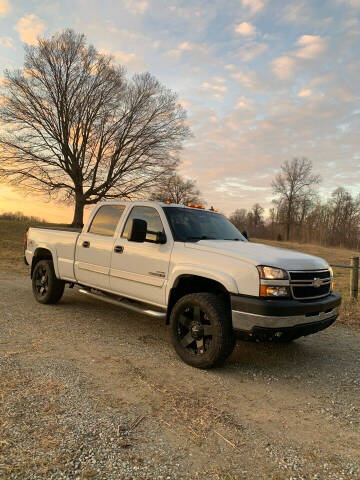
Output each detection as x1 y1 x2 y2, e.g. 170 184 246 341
25 201 341 368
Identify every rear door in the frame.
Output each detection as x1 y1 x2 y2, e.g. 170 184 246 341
74 204 126 290
109 205 173 306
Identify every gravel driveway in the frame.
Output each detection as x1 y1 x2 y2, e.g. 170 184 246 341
0 270 359 480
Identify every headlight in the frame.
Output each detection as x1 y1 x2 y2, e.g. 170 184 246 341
260 286 290 297
257 266 289 280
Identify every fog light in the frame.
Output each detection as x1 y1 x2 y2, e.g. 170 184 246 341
260 286 290 297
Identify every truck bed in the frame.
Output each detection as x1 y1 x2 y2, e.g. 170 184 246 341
26 227 81 282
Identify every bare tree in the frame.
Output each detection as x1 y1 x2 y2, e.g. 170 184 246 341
251 203 264 228
150 173 203 205
272 158 320 240
229 208 248 230
0 30 190 226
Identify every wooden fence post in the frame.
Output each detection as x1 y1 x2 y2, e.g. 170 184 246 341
350 256 359 300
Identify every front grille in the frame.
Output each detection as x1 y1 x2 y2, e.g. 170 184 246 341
292 284 330 298
289 269 331 300
290 270 330 281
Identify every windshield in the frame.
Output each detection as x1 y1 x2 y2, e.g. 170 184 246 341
163 207 246 242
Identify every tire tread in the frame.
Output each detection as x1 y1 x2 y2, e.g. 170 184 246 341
32 259 65 304
170 292 235 369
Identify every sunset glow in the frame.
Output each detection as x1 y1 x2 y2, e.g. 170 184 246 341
0 0 359 221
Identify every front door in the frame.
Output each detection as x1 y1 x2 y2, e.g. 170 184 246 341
109 205 172 306
74 204 126 289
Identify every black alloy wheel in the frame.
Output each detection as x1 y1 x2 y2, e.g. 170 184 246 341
177 304 213 355
170 293 235 369
32 260 65 304
34 264 49 297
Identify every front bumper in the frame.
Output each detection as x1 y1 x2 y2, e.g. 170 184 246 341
231 291 341 339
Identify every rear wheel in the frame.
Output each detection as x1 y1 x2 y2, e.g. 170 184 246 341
170 293 235 369
32 259 65 304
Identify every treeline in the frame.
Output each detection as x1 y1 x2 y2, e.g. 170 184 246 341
0 211 45 223
230 158 360 250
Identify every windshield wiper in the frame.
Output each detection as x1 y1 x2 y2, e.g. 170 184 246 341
186 235 217 241
223 238 242 241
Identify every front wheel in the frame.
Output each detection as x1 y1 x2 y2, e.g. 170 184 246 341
170 293 235 369
32 259 65 304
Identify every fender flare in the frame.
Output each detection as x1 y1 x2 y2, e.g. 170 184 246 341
31 244 60 278
166 264 238 303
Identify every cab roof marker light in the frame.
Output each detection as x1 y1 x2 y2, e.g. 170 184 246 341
187 203 206 209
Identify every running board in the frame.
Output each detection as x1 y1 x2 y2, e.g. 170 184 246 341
78 288 166 319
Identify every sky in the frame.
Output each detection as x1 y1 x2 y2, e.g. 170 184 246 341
0 0 359 223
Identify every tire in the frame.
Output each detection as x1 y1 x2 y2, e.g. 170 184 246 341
170 293 235 369
32 259 65 304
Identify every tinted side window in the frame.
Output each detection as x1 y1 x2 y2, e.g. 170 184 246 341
88 205 125 236
122 206 164 242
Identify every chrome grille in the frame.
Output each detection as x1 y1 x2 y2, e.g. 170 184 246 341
289 269 332 300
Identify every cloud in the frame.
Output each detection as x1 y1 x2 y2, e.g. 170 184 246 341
14 14 45 45
0 0 10 17
298 89 312 98
231 68 264 91
180 80 359 214
100 48 145 70
336 0 360 7
280 2 310 23
234 95 254 110
202 78 227 98
0 37 14 48
239 42 268 61
295 35 327 59
124 0 148 14
271 56 294 79
235 21 257 36
202 82 227 93
168 41 207 58
241 0 266 16
212 76 226 83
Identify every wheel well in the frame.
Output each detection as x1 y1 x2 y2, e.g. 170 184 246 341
31 248 53 277
166 275 230 324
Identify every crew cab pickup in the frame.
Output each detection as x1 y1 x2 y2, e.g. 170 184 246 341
25 201 341 368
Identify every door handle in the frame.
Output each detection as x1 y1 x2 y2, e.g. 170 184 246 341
114 245 124 253
82 241 90 248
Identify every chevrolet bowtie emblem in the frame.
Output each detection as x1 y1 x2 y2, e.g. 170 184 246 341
313 278 322 288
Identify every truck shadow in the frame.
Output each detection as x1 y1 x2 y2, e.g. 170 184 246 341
225 332 346 380
63 291 349 381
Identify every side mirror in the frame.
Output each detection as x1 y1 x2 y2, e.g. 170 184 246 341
242 230 250 241
129 218 147 242
156 231 167 244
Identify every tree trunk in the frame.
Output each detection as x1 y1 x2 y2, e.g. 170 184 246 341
286 196 292 241
71 193 85 227
286 222 291 241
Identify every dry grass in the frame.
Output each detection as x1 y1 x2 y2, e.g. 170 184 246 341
0 218 67 273
254 238 360 327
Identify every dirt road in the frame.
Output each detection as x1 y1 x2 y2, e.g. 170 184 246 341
0 270 359 479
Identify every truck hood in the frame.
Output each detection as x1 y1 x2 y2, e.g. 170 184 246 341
185 240 329 271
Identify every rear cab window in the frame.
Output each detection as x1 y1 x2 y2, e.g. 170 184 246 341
122 206 165 243
88 205 125 236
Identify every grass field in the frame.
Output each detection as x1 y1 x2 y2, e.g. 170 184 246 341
0 218 358 326
0 218 54 273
